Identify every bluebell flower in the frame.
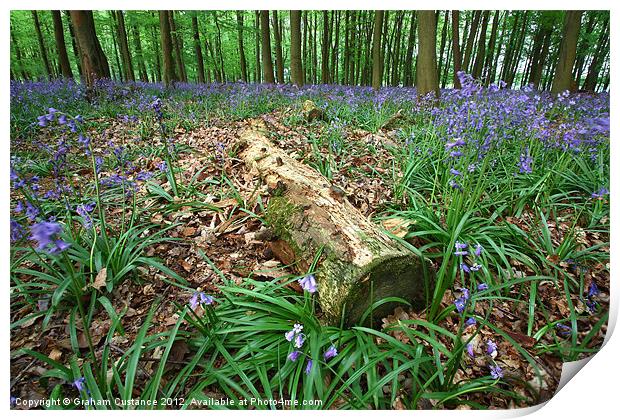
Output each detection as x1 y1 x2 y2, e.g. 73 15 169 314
519 148 533 173
474 244 483 256
555 323 572 336
72 377 86 392
288 351 301 362
587 282 599 298
305 359 313 375
486 340 498 356
489 365 503 380
324 345 338 360
466 343 474 358
450 168 462 177
285 323 303 342
299 274 317 293
460 263 471 273
477 283 488 291
30 221 70 254
470 263 482 272
294 333 306 348
465 317 476 327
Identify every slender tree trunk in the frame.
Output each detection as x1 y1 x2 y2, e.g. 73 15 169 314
404 12 417 86
32 11 53 78
507 11 529 87
260 10 275 84
290 10 304 87
51 11 73 79
583 14 609 91
436 11 448 86
169 11 187 82
113 11 134 81
11 27 30 80
159 11 177 86
192 14 206 83
271 11 285 83
551 10 583 94
490 12 507 85
255 11 261 82
371 11 384 90
462 10 480 73
320 11 330 84
303 11 309 83
482 11 500 85
416 10 439 98
574 13 596 84
451 11 462 88
471 11 489 80
150 20 162 82
131 23 149 82
236 11 248 82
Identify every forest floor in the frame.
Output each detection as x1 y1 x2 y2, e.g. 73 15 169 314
10 80 610 410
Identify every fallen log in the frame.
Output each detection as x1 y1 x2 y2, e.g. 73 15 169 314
236 121 433 325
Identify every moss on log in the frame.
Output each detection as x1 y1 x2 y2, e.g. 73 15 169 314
237 122 433 325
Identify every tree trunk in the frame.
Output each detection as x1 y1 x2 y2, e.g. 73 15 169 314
551 10 583 94
290 10 304 87
236 11 248 82
483 11 500 85
272 11 284 83
159 11 177 86
169 11 187 82
51 11 73 78
113 11 134 82
69 11 110 87
416 10 439 98
462 10 480 73
371 11 384 90
321 11 330 84
254 11 261 82
260 10 275 84
436 11 448 86
451 11 462 88
404 12 417 86
582 14 609 92
237 122 432 326
471 11 489 80
65 11 82 77
32 11 53 78
131 22 149 82
10 27 30 80
192 14 205 83
573 12 596 85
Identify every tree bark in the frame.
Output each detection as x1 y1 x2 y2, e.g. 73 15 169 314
192 14 205 84
254 11 261 82
113 11 134 82
69 11 110 87
237 122 432 325
371 11 384 90
416 10 439 98
471 11 489 80
462 10 481 73
582 14 609 92
272 11 285 83
321 11 330 84
290 10 304 87
159 11 177 86
169 11 187 82
65 11 82 77
260 11 275 84
404 12 417 86
131 22 149 82
451 11 462 88
483 11 500 85
32 11 53 78
236 11 248 82
51 11 73 79
551 10 583 94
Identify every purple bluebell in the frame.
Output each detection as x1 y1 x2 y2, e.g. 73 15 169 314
294 333 306 348
474 244 483 256
30 221 70 254
450 168 462 177
465 317 476 327
288 351 301 362
489 365 503 380
477 283 488 291
486 340 498 356
299 274 317 293
324 345 338 360
305 359 313 375
519 148 533 174
72 377 86 392
460 263 471 273
587 282 599 298
466 343 474 358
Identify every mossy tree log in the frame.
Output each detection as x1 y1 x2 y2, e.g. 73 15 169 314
236 123 433 325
